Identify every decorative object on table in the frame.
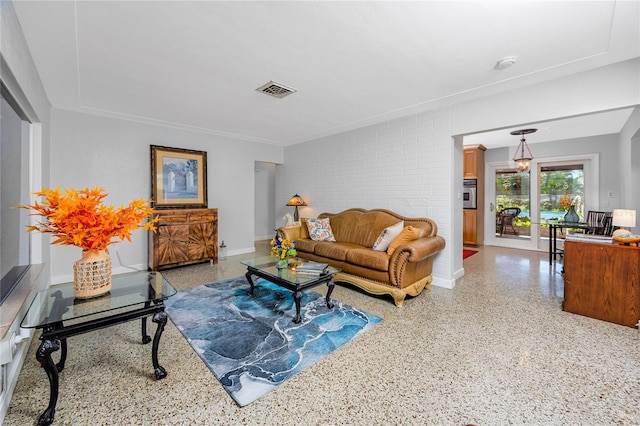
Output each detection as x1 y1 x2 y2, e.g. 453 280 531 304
270 235 297 268
612 209 636 237
150 145 207 209
218 240 227 260
612 234 640 246
294 261 329 275
164 276 382 407
564 205 580 223
285 193 307 221
510 128 536 173
18 187 156 298
282 212 298 227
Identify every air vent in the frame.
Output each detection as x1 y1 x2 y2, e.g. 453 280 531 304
255 81 297 99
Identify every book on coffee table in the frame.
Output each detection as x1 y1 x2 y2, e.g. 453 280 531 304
295 261 329 275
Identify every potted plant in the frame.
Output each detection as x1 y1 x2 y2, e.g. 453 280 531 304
18 186 157 298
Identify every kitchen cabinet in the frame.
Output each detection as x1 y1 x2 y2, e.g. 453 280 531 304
563 239 640 328
463 144 486 179
463 144 485 246
148 208 218 270
463 210 478 246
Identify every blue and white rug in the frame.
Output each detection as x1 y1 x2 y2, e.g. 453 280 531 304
164 276 382 406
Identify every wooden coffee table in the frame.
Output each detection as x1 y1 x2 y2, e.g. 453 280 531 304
241 256 340 323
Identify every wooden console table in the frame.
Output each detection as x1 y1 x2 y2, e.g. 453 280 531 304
563 240 640 328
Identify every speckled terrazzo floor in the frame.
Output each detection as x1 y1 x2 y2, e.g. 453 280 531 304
5 242 639 425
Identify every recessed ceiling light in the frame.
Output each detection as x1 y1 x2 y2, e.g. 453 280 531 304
495 56 517 70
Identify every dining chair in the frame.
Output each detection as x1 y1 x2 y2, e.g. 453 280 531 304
585 210 610 235
496 207 521 236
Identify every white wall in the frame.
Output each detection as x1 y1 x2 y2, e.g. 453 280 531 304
254 161 276 240
49 109 283 282
618 107 640 221
277 59 640 289
277 108 457 289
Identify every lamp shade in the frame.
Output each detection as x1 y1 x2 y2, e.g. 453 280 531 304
286 194 307 207
612 209 636 228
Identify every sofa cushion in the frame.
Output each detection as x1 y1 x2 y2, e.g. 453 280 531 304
387 225 421 255
294 238 317 254
306 218 336 242
346 247 390 272
314 242 360 261
372 220 404 251
299 217 311 239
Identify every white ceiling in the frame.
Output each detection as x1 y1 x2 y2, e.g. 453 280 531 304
11 1 640 147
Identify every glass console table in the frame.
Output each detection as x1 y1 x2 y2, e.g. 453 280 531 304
21 271 177 426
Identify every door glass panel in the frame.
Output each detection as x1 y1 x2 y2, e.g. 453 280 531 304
495 169 530 240
539 164 585 246
539 165 584 220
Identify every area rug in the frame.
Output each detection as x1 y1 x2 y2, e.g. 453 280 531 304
164 276 382 406
463 249 478 259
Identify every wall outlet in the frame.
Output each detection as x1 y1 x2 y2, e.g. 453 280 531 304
608 191 614 197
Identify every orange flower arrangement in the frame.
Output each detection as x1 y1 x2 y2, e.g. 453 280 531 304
558 194 573 211
18 186 157 253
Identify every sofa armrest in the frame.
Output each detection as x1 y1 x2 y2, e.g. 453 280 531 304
278 225 301 240
391 236 446 262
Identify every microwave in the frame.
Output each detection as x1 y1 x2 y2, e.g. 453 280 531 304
463 179 477 209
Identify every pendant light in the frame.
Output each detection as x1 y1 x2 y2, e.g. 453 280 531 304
510 128 536 173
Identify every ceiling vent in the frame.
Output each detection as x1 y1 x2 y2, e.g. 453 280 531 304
256 81 297 99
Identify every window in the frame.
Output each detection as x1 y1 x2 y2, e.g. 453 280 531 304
0 86 31 303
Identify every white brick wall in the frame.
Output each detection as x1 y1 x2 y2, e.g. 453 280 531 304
277 107 455 288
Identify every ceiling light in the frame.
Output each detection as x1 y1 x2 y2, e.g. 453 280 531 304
495 56 517 70
510 128 536 173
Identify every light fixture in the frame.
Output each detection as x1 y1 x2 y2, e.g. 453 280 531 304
510 128 536 173
612 209 636 237
286 194 307 221
495 55 517 70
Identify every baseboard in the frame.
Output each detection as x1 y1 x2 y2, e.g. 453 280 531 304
432 274 457 289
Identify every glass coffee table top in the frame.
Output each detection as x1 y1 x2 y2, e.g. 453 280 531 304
241 256 340 286
21 271 177 329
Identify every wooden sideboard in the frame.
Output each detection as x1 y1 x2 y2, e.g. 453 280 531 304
563 240 640 328
148 208 218 271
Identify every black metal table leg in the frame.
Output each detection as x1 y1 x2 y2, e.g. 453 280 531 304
57 338 67 372
292 290 303 323
245 271 255 295
141 302 151 344
151 310 168 380
325 280 335 309
35 337 60 426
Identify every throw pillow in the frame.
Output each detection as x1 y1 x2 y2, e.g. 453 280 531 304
306 218 336 242
387 225 421 255
372 221 404 251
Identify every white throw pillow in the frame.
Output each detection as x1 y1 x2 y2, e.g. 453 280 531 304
372 221 404 251
306 218 336 242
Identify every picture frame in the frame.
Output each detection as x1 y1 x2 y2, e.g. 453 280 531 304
150 145 207 208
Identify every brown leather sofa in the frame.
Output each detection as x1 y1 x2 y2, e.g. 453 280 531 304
278 208 446 307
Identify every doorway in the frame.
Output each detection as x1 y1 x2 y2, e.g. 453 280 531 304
485 154 598 251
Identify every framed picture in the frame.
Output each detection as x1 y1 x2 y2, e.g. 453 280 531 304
150 145 207 208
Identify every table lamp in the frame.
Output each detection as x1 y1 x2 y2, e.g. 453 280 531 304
612 209 636 237
286 194 307 221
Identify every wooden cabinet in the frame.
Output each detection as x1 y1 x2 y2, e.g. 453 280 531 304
148 208 218 270
463 210 477 246
463 144 485 179
463 144 485 246
563 240 640 328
